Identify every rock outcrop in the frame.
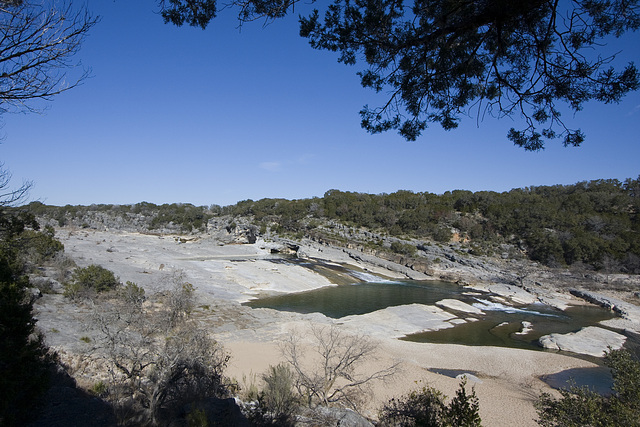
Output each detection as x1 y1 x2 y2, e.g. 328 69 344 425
570 289 640 323
538 326 627 357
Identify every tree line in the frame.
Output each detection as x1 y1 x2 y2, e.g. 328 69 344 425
24 176 640 274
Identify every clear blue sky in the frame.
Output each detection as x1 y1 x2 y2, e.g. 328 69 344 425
2 1 639 207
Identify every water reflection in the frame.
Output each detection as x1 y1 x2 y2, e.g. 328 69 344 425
541 367 613 395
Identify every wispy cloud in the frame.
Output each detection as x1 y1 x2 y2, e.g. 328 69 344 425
296 153 315 164
259 154 316 172
259 161 282 172
627 104 640 116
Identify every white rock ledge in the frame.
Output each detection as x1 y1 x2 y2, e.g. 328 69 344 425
338 303 458 338
538 326 627 357
436 298 484 314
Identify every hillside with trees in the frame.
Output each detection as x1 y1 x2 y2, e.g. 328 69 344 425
24 177 640 274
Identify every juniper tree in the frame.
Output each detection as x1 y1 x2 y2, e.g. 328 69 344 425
158 0 639 149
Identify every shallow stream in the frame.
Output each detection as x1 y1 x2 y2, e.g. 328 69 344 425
243 259 618 353
242 258 634 393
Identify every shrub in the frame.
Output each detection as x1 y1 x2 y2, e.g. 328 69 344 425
186 408 208 427
64 264 120 299
17 227 64 267
536 348 640 426
390 241 417 257
379 379 481 427
432 226 453 243
380 385 445 427
119 281 145 307
91 381 109 398
257 363 298 425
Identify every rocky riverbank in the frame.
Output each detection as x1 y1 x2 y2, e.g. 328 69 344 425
31 225 640 426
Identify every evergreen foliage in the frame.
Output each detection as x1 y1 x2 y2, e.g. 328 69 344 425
379 378 481 426
0 209 61 425
65 264 121 299
248 363 298 426
25 176 640 273
158 0 639 149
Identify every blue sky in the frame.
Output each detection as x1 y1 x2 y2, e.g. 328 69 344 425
2 1 639 207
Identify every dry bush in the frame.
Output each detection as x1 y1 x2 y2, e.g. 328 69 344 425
282 323 399 410
91 274 229 426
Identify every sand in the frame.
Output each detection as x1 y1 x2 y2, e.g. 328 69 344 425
223 329 596 426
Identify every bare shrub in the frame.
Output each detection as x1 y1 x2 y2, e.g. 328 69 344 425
282 324 399 410
91 275 229 426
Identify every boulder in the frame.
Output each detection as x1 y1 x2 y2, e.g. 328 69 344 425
539 326 627 357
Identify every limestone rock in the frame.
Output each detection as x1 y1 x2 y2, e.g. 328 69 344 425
487 283 538 304
339 303 458 338
570 289 640 323
436 298 484 314
539 326 627 357
456 373 483 384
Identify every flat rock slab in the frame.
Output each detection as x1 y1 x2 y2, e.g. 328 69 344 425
487 283 539 305
436 298 484 314
339 303 458 338
539 326 627 357
57 230 335 302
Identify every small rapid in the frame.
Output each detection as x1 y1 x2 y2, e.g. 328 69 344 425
472 299 562 317
347 269 401 284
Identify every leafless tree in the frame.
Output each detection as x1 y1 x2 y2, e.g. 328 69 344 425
91 277 229 425
0 162 31 206
160 270 196 330
0 0 97 115
282 323 399 410
599 254 622 284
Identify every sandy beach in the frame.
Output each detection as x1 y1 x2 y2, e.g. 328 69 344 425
36 229 630 426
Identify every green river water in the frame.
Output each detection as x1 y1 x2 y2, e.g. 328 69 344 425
242 259 634 391
242 258 640 391
242 259 626 351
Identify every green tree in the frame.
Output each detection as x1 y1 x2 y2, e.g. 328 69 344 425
0 279 55 425
0 206 59 425
536 349 640 427
65 264 121 298
379 378 481 427
158 0 638 149
249 363 299 426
